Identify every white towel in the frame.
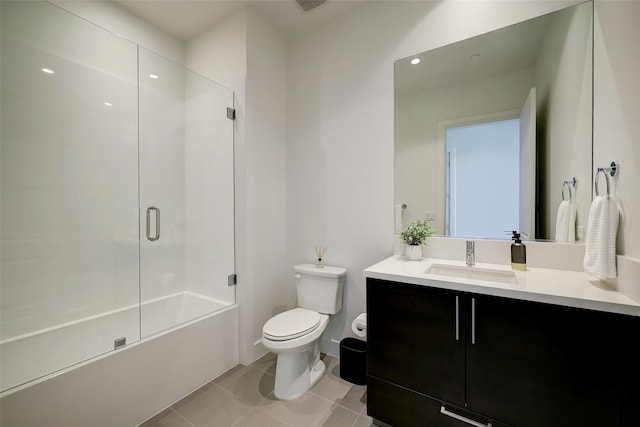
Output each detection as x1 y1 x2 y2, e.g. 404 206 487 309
555 200 577 242
583 196 619 279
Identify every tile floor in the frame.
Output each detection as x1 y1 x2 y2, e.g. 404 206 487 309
140 353 373 427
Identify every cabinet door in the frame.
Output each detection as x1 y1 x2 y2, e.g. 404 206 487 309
367 279 465 405
466 294 621 427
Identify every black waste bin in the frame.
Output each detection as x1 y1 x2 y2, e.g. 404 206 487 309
339 337 367 385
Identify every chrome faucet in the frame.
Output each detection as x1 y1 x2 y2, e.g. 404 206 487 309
466 241 475 267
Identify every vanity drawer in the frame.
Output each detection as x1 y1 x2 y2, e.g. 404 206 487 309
367 376 511 427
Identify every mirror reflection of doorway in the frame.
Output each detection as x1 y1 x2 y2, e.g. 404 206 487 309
445 118 520 239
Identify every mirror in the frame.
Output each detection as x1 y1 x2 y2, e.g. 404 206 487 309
395 1 593 241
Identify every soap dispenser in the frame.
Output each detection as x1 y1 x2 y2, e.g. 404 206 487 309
510 231 526 271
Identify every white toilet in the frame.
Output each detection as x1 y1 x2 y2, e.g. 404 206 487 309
262 263 347 400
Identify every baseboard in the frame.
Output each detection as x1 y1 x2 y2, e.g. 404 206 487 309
252 339 268 364
322 338 340 358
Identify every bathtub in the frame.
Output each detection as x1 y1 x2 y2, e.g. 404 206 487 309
0 292 239 427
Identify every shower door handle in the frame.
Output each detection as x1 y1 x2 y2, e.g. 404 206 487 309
146 206 160 241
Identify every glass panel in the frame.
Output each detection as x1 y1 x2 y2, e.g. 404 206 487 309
139 48 234 338
0 1 140 391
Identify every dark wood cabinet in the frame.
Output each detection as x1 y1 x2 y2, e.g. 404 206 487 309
466 294 620 427
368 376 511 427
620 314 640 427
367 277 637 427
367 279 465 406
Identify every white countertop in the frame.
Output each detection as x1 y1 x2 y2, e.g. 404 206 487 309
364 256 640 317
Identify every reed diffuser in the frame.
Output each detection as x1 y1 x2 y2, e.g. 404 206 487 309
314 245 328 268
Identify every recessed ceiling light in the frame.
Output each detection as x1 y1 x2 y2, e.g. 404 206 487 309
104 102 113 107
410 58 421 65
41 68 55 74
148 73 159 79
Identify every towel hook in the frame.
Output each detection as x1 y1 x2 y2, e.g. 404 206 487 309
595 168 611 199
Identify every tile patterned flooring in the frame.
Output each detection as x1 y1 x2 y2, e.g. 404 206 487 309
140 354 373 427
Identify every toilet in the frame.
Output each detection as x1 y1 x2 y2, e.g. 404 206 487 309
262 263 347 400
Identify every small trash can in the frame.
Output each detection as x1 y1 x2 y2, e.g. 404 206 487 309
339 337 367 385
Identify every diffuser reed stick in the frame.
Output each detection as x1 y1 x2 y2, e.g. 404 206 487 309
314 245 328 268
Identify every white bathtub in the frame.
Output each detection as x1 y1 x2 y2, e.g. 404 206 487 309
0 292 239 426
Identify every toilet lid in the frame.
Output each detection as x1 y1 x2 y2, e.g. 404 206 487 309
263 308 321 341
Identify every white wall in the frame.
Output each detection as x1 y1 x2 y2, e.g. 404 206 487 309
245 9 291 357
535 2 593 240
594 1 640 261
186 6 288 364
185 9 247 91
51 0 184 64
286 0 581 355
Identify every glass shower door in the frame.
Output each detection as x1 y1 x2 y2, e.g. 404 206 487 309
0 1 140 391
138 48 235 338
1 1 235 393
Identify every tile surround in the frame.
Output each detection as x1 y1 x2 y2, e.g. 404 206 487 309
140 353 372 427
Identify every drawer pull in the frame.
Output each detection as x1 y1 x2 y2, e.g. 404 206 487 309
455 296 459 341
471 297 476 344
440 406 492 427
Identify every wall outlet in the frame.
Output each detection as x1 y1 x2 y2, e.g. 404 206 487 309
425 211 435 221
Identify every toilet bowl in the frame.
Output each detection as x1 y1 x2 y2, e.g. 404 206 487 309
261 264 346 400
262 308 329 400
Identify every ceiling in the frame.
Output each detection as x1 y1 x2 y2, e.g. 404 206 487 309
113 0 368 41
395 11 551 97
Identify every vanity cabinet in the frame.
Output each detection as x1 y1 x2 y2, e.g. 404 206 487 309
367 278 638 427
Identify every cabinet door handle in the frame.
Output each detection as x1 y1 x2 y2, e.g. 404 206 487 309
440 406 492 427
455 296 459 341
471 297 476 345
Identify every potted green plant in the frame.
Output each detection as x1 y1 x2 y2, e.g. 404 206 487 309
400 220 435 260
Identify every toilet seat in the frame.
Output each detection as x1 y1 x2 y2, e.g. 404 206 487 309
263 308 320 341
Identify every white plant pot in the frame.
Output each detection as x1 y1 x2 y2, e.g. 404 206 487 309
405 244 422 261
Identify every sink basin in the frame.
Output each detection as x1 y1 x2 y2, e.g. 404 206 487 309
424 263 518 285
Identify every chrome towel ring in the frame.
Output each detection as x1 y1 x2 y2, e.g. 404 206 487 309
595 168 611 199
561 177 577 202
594 161 618 199
561 181 573 202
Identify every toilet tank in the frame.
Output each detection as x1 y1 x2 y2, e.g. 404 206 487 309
293 264 347 315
